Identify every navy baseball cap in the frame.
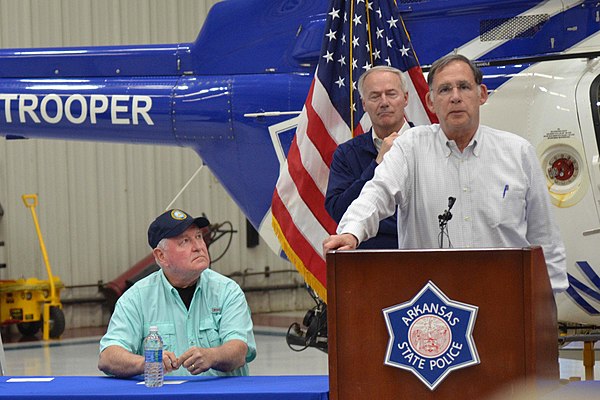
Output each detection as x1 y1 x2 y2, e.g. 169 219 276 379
148 209 210 248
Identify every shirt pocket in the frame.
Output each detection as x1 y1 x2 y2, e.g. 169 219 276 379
145 322 176 352
197 317 222 349
494 186 526 229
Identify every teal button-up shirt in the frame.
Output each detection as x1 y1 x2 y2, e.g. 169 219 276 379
100 268 256 376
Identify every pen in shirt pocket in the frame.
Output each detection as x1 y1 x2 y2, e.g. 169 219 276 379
502 184 509 198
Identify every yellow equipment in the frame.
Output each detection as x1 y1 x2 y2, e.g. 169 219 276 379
0 194 65 339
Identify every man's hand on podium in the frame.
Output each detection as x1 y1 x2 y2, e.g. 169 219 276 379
323 233 358 255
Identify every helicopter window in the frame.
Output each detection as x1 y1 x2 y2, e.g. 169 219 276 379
480 14 549 41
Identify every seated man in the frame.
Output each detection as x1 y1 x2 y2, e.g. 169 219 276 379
98 209 256 377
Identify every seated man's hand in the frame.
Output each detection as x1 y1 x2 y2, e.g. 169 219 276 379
179 347 217 375
163 350 180 373
177 340 247 374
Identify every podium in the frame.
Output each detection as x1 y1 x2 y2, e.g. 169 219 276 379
327 247 559 399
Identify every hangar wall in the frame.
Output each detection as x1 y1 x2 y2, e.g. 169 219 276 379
0 0 311 331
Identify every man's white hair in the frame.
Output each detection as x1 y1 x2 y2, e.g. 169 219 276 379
357 65 408 98
153 238 168 268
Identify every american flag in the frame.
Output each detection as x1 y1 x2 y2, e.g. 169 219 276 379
271 0 436 302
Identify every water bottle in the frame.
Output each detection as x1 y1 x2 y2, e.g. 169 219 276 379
143 325 164 387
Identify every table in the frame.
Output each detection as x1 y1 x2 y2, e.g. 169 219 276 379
0 375 329 399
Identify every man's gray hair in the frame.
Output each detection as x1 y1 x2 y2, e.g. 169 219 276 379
427 53 483 87
357 65 408 98
153 238 168 268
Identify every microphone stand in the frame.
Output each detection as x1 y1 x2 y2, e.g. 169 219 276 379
438 211 452 248
438 197 456 248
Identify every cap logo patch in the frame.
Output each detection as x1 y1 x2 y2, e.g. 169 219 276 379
171 210 188 220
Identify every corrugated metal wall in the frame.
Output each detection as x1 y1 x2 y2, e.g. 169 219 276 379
0 0 310 330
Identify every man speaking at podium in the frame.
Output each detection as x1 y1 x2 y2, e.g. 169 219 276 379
323 54 568 293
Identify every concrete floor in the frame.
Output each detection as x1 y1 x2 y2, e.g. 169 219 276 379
0 316 598 381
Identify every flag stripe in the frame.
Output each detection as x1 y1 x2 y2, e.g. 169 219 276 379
311 76 353 146
286 135 338 233
275 148 332 254
403 71 432 126
303 82 339 167
272 189 328 301
407 67 437 122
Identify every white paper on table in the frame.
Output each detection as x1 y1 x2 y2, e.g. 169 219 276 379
7 377 55 382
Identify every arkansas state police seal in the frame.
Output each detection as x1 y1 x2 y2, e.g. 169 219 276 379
382 281 479 390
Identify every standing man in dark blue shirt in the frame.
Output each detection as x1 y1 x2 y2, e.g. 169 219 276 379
325 66 412 249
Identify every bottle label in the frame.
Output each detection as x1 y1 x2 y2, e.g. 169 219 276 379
145 349 163 363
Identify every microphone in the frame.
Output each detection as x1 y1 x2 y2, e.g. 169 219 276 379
438 197 456 223
438 196 456 249
448 196 456 210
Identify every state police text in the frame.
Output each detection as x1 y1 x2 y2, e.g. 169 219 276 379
397 340 463 370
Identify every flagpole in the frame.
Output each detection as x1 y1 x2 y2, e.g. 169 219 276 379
349 0 355 134
366 0 374 66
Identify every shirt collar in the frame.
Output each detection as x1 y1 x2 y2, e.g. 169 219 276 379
372 130 382 152
159 268 202 296
471 127 482 156
372 121 412 151
439 125 482 157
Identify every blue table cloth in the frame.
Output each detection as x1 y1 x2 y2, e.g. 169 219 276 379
0 375 329 399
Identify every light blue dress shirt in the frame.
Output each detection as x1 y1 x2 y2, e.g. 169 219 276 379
338 124 568 292
99 268 256 376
